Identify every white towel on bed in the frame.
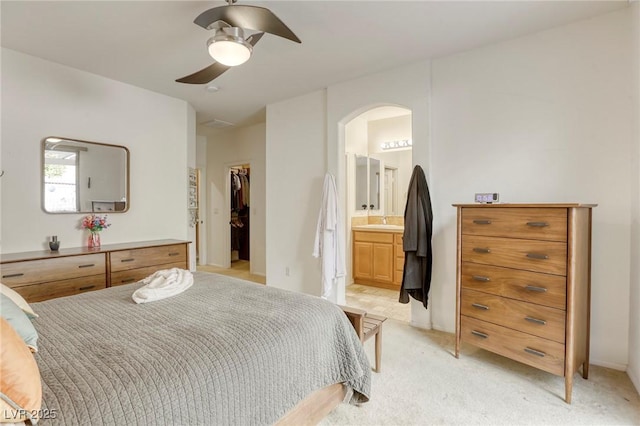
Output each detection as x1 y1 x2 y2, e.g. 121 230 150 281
132 268 194 304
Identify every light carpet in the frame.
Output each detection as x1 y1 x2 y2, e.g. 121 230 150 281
322 319 640 425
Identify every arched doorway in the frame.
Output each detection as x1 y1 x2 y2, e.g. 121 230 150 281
343 105 412 322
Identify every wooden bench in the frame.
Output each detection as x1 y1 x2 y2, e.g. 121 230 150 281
340 306 387 372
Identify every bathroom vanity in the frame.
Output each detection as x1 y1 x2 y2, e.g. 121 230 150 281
352 225 404 290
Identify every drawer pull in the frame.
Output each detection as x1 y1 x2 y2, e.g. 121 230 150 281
2 273 24 278
78 264 95 268
525 316 547 326
526 221 549 227
471 303 489 310
168 252 180 257
526 253 548 260
120 278 136 284
524 347 546 357
78 285 96 291
120 258 135 263
472 275 490 282
471 330 488 339
473 219 492 225
473 248 491 254
525 285 547 293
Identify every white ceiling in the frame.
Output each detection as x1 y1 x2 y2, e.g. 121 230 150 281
1 1 628 127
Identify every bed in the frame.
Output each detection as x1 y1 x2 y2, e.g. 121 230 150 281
28 271 371 425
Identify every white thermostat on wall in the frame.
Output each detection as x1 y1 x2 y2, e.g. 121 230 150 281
475 193 500 204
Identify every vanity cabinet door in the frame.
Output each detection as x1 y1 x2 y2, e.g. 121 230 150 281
353 242 374 280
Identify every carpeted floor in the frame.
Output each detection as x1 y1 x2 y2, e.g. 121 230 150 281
322 319 640 425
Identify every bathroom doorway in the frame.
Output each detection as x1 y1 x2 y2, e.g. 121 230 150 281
344 105 412 322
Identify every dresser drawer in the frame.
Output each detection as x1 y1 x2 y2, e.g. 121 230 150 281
461 263 567 309
461 289 566 343
462 208 567 242
1 254 106 287
353 231 394 244
110 244 187 272
110 262 187 286
462 235 567 276
461 316 565 376
12 275 106 303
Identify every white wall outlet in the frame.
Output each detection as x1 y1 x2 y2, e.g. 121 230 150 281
475 193 500 204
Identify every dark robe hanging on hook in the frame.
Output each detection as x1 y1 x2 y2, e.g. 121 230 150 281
399 165 433 309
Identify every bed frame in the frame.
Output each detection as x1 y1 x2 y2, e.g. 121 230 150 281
276 383 346 425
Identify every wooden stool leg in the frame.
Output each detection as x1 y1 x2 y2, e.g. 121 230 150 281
374 328 382 373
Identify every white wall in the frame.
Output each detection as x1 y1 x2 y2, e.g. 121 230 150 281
1 49 193 253
431 7 636 369
201 123 266 276
266 90 326 295
627 1 640 393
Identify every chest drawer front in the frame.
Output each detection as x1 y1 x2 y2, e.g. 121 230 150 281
461 316 565 376
110 262 187 286
1 254 106 287
462 235 567 276
110 244 187 272
461 263 567 309
461 289 566 343
13 275 106 303
353 231 394 244
462 208 567 242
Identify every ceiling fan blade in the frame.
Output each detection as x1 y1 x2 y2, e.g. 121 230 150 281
194 5 301 44
176 62 230 84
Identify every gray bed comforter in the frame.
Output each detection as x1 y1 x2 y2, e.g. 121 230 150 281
31 272 370 425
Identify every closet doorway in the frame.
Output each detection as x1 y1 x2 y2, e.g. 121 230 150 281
229 164 251 274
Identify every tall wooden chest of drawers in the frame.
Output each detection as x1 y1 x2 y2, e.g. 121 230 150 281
453 203 595 403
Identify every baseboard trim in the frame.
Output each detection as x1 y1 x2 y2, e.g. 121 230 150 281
627 366 640 395
590 359 627 371
410 320 432 330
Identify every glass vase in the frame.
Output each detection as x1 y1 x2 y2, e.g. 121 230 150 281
88 232 101 249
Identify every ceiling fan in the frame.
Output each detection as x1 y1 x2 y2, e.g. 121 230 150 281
176 0 301 85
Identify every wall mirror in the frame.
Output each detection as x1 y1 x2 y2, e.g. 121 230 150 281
42 137 129 213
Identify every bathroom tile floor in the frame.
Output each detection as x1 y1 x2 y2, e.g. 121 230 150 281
345 284 411 323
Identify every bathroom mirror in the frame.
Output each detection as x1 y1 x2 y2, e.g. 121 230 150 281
355 155 369 210
354 155 381 211
42 137 129 213
369 157 380 211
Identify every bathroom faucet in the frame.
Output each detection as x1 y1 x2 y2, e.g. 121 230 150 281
382 216 387 225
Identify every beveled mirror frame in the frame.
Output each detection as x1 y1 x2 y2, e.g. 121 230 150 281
42 136 130 214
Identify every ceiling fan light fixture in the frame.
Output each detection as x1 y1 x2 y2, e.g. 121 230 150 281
207 27 253 67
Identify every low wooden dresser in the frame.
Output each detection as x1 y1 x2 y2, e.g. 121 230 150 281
453 203 595 403
1 240 189 302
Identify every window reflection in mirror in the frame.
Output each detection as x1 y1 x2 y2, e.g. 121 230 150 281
42 137 129 214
